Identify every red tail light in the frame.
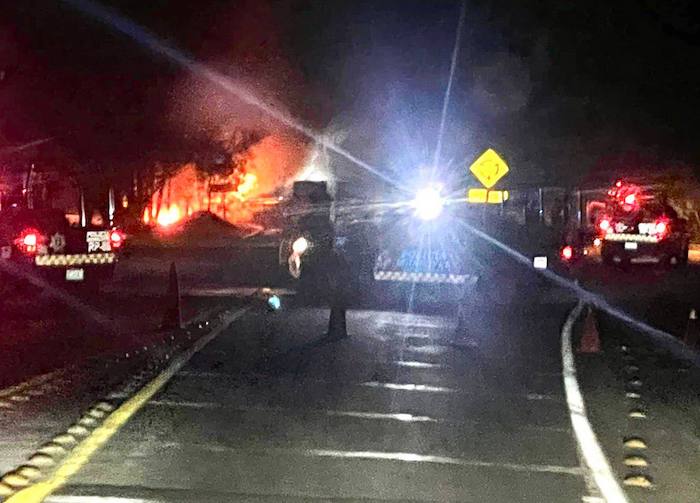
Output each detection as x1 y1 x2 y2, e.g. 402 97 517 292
624 193 636 205
109 229 124 248
561 245 574 261
23 233 37 247
15 229 41 255
654 220 668 238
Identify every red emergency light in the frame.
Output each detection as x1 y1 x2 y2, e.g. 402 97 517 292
16 228 41 255
654 219 668 238
561 245 574 261
23 233 37 248
109 229 125 248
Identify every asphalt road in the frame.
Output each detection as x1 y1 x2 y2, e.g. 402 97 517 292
46 300 587 502
2 225 699 503
573 261 700 337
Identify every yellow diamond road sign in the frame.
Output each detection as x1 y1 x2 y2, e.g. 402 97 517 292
469 148 509 189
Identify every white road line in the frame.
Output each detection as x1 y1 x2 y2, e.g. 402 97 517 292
149 399 221 409
305 449 582 475
561 302 629 503
147 401 441 423
401 333 433 339
360 382 457 393
392 360 445 369
405 345 448 354
360 381 559 401
145 401 570 433
379 320 448 330
47 497 158 503
326 410 439 423
155 442 582 476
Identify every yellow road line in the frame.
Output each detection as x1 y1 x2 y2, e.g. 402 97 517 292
6 308 248 503
0 371 63 399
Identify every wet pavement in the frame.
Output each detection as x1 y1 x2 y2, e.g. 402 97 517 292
40 301 588 502
0 294 234 477
1 236 699 502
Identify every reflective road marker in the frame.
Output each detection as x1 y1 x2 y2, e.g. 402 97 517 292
6 308 248 503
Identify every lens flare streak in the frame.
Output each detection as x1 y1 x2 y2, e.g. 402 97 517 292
62 0 406 193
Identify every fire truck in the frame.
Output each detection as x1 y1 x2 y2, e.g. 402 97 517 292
596 180 690 267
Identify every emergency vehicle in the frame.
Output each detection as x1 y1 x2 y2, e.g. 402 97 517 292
0 206 125 291
597 180 689 267
280 180 475 305
369 184 476 306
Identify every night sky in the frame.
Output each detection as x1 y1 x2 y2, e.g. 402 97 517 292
2 0 700 187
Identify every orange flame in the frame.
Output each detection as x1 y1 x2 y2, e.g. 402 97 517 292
233 172 257 200
141 133 305 228
157 205 182 227
143 165 260 228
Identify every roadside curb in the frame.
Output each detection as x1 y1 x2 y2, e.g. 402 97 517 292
0 371 66 413
0 300 225 415
0 306 248 502
0 400 115 497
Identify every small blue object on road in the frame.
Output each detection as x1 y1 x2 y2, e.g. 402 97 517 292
267 295 282 311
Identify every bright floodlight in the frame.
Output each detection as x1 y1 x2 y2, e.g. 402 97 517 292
292 237 309 254
413 185 444 220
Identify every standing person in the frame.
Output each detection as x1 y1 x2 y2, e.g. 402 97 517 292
291 182 335 300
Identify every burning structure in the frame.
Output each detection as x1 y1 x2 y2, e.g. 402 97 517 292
143 133 309 228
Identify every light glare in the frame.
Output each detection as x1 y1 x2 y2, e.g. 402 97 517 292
413 186 444 220
292 237 309 255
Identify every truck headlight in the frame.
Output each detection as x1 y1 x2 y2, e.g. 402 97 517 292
413 185 444 221
292 237 309 255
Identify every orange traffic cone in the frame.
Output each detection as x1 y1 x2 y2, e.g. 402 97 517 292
683 309 699 349
577 306 601 354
